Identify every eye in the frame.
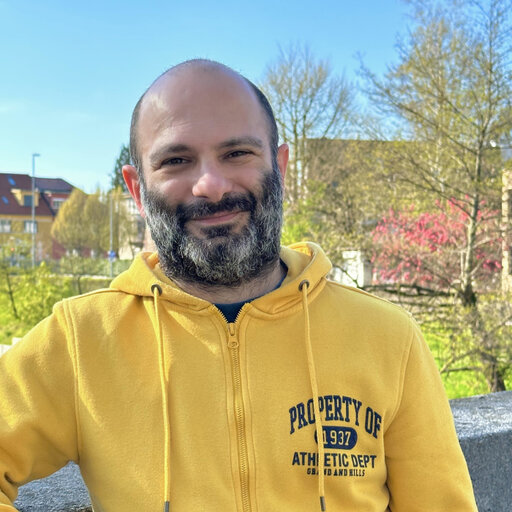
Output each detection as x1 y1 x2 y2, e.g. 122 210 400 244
162 157 188 166
227 150 251 158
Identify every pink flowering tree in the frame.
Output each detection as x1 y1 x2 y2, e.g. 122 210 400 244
370 200 511 393
371 200 502 303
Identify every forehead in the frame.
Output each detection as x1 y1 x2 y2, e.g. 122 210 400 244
137 67 268 156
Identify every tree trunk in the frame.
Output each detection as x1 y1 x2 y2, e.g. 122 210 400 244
460 195 480 307
483 354 507 392
2 268 19 319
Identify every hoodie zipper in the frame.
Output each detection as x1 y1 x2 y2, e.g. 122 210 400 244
227 321 251 512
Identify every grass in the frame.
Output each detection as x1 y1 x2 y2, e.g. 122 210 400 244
0 273 112 346
423 326 510 399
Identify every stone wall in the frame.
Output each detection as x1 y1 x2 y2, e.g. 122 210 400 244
13 391 512 512
451 391 512 512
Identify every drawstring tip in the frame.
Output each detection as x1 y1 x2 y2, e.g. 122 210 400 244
320 496 326 511
164 501 170 512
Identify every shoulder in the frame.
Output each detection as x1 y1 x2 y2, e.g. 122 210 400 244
55 287 129 310
52 287 144 329
323 279 413 325
314 279 419 362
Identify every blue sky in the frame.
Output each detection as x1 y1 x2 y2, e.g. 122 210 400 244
0 0 409 192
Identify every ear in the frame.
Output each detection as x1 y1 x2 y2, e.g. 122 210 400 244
276 143 289 184
122 165 146 218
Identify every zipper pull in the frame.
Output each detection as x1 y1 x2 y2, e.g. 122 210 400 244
227 323 239 348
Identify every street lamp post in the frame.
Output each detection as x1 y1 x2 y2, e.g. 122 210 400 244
109 192 114 278
31 153 40 267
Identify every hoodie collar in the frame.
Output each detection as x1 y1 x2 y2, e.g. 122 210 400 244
110 242 332 314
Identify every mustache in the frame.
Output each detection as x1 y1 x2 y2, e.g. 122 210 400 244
141 168 281 230
174 194 257 223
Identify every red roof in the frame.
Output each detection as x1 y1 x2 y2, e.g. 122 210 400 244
0 173 74 217
35 177 73 193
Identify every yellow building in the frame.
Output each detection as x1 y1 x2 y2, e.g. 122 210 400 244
0 173 74 264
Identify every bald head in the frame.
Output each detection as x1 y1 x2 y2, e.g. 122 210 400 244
129 59 279 181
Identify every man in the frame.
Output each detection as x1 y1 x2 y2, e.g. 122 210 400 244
0 60 477 511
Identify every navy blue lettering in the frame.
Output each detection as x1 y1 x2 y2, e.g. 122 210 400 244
307 398 315 425
365 407 374 435
324 395 334 421
333 395 343 421
364 406 382 439
289 396 367 435
372 412 382 439
289 407 297 434
342 396 352 422
352 399 362 426
351 454 377 468
297 403 308 430
318 396 325 414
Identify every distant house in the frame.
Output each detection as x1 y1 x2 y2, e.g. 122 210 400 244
502 168 512 293
118 192 147 259
0 173 74 263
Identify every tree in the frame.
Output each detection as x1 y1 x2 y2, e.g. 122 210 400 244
0 263 74 344
51 189 90 253
57 255 109 294
13 263 74 326
52 188 137 259
108 187 139 259
0 261 19 319
370 201 512 393
363 0 512 306
260 43 355 203
83 191 110 255
372 200 502 295
260 44 396 268
110 144 131 192
361 0 512 391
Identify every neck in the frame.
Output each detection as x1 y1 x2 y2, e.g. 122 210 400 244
173 259 286 304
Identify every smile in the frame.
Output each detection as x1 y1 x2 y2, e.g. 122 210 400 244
189 210 245 226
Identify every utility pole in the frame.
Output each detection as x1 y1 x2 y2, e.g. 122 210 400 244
109 191 114 278
31 153 40 267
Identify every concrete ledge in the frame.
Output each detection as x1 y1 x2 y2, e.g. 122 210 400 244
451 390 512 512
12 391 512 511
14 463 90 512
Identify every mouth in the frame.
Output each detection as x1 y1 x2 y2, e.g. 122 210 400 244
188 210 245 226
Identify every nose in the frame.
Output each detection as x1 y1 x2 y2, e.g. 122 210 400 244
191 161 234 203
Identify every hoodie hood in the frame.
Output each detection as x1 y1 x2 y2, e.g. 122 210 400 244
110 242 332 314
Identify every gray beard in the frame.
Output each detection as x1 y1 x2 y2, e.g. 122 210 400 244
140 168 283 288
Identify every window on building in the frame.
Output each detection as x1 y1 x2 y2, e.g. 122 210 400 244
0 220 11 233
52 198 65 212
126 198 139 216
23 195 33 207
1 196 8 204
24 220 37 233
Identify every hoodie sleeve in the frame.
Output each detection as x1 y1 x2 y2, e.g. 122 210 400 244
0 303 79 508
384 319 478 511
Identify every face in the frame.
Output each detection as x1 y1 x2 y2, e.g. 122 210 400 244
123 66 288 287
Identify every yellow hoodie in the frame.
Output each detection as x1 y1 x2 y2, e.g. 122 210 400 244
0 243 477 511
